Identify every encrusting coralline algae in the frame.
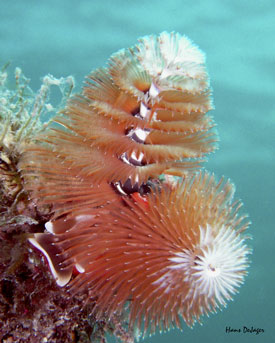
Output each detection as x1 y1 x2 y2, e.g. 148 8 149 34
0 65 132 343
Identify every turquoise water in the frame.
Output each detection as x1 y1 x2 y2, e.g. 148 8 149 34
1 1 274 342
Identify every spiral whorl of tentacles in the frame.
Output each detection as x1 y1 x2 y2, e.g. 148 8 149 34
77 31 216 185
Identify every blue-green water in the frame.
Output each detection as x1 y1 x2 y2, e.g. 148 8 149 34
1 1 274 342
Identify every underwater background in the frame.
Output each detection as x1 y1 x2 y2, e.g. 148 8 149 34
1 0 274 342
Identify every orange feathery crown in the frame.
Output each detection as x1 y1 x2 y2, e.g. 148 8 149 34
20 32 251 336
